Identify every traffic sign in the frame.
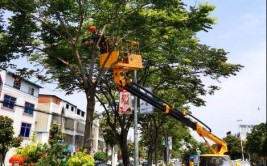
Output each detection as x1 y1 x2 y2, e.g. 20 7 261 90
140 87 153 114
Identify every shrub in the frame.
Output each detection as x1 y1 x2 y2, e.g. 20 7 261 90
67 150 94 166
16 142 48 164
94 151 109 163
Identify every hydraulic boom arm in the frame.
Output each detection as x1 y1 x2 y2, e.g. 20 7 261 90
125 82 228 155
99 41 228 155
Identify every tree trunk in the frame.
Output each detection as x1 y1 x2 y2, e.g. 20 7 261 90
147 147 154 166
1 149 7 166
154 132 160 166
83 87 96 154
147 127 160 166
119 132 131 166
0 154 3 166
154 145 158 166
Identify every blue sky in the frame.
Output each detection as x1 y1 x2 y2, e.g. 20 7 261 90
188 0 266 139
6 0 266 140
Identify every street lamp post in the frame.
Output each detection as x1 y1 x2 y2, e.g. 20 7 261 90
134 70 139 166
237 119 245 161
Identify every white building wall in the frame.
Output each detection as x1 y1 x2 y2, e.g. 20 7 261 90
0 71 6 99
0 71 39 142
36 132 49 143
0 70 41 165
4 73 39 97
0 70 106 159
3 86 38 139
35 96 90 153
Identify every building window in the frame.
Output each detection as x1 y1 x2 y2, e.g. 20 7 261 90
77 122 85 133
77 109 81 115
24 102 34 115
52 114 61 125
13 77 21 89
3 95 16 109
20 123 31 137
64 118 74 130
81 111 85 117
66 104 69 109
28 87 35 95
71 106 74 111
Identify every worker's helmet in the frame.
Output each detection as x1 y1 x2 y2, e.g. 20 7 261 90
88 26 97 33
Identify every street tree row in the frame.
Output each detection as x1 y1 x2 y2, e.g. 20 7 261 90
1 1 242 165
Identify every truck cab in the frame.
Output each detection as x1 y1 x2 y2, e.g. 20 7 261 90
197 154 238 166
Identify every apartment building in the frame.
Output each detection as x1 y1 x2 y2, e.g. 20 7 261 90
0 70 107 164
0 70 41 145
35 94 105 153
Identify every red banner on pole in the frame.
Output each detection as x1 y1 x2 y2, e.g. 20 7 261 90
119 90 132 114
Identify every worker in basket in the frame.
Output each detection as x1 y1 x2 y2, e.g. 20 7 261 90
82 26 109 54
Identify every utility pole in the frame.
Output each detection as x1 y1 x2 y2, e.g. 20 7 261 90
164 132 169 165
73 118 77 154
166 135 169 165
134 70 139 166
237 119 245 161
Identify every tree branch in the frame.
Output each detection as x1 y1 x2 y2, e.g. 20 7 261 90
10 0 71 44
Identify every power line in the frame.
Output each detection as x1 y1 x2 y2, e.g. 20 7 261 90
0 100 59 116
0 100 99 127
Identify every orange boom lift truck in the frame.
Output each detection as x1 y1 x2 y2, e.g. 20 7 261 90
99 41 240 166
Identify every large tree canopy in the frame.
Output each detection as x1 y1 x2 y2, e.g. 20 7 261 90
223 134 242 160
1 1 243 165
245 123 266 163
